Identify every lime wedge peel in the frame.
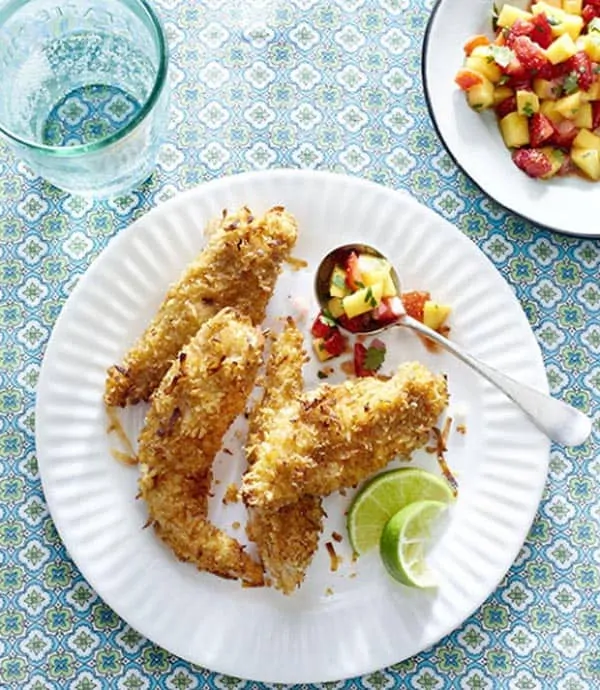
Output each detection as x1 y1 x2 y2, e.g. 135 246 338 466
379 499 448 589
347 467 455 555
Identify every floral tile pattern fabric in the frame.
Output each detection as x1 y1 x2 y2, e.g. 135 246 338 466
0 0 598 688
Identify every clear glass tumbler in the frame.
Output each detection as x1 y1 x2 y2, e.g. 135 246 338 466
0 0 169 197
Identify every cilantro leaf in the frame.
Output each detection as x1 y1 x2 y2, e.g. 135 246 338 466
492 2 499 32
589 17 600 34
364 342 386 372
563 71 579 95
320 309 337 327
332 273 346 290
489 45 515 68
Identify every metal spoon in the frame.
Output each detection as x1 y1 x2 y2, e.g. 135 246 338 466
315 244 592 447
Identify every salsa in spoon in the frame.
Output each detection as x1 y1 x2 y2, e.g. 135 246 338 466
315 243 592 448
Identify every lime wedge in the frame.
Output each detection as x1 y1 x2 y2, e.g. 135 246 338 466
379 500 447 588
347 468 455 555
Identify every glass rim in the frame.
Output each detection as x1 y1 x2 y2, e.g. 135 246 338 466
0 0 168 157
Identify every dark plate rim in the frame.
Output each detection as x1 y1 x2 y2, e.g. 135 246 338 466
421 0 600 240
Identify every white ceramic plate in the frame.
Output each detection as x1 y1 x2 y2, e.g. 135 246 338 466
36 170 550 683
423 0 600 237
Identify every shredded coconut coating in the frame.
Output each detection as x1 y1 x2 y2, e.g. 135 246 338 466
246 320 324 595
242 361 449 510
104 205 298 407
138 308 265 586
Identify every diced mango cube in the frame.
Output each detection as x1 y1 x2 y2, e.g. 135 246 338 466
539 147 566 179
545 34 578 64
571 148 600 179
517 90 540 116
572 128 600 151
313 337 334 362
582 80 600 101
499 112 530 148
555 92 583 118
582 34 600 61
532 0 563 14
563 0 582 15
327 296 345 319
540 99 564 123
423 302 452 331
464 55 502 83
574 103 593 128
532 3 583 40
356 255 388 287
533 78 560 101
329 265 349 298
493 86 514 106
497 4 533 28
554 14 584 40
342 283 383 319
382 271 397 298
467 76 495 110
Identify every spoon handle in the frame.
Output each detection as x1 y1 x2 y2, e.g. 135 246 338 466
398 316 592 447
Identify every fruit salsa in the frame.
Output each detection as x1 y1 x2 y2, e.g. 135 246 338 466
455 1 600 180
311 248 452 377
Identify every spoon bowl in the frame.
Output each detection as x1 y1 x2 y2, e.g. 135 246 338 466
315 243 403 334
314 242 592 447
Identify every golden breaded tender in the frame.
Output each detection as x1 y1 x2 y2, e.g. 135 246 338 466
242 362 449 510
138 308 265 586
105 206 298 407
246 320 324 594
246 498 324 594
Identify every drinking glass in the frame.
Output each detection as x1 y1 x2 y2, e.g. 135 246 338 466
0 0 169 197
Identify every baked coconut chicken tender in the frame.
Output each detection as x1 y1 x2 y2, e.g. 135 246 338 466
242 362 449 511
104 205 298 407
246 320 325 594
138 308 265 586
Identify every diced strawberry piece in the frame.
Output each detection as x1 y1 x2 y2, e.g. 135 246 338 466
529 13 553 50
505 19 534 45
583 5 600 26
345 251 361 290
323 329 347 357
353 340 386 377
567 52 594 91
550 62 572 80
550 120 579 149
373 300 396 324
338 313 367 333
512 149 553 178
502 57 528 82
558 154 574 176
530 113 555 147
353 343 369 377
373 296 405 324
593 102 600 129
496 95 517 119
401 291 431 322
454 68 484 91
512 36 551 77
311 312 335 339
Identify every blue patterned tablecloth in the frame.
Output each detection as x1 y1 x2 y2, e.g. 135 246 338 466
0 0 599 687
